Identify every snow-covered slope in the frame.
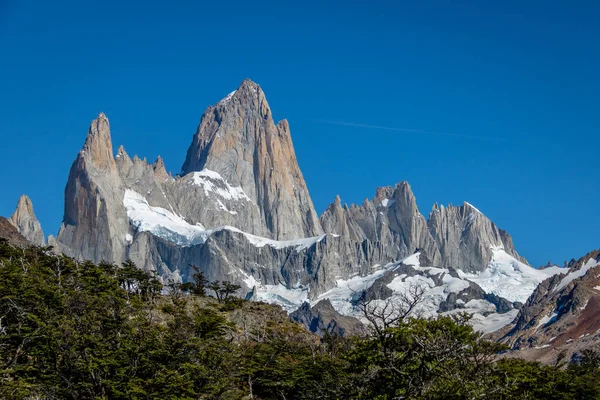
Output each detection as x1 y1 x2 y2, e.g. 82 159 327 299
124 189 325 250
314 252 522 333
495 250 600 364
553 257 600 293
122 190 551 335
124 189 209 246
458 246 564 303
241 270 310 313
246 250 527 334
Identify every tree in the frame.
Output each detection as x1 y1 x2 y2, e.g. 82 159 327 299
208 280 242 302
190 264 208 296
2 239 600 399
358 282 427 338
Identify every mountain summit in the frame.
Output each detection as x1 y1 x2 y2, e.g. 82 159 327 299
9 195 45 246
49 80 546 335
57 113 129 264
182 79 322 240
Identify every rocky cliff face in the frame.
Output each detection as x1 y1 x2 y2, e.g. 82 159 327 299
495 249 600 363
51 79 542 336
320 183 440 263
427 202 526 273
319 185 525 275
56 113 129 264
9 195 45 246
181 79 322 240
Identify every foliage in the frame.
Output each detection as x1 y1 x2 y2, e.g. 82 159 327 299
208 280 242 302
1 239 600 399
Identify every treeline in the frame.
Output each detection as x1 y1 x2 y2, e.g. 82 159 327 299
1 240 600 399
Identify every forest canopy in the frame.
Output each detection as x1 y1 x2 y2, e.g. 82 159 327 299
1 239 600 399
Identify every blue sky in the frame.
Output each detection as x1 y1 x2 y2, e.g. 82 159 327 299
1 0 598 267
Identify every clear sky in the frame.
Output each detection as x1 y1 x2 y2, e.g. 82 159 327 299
1 0 598 267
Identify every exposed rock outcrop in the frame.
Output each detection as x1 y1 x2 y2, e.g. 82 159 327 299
51 79 535 333
319 183 441 270
181 79 322 240
319 187 524 275
428 202 525 273
0 217 31 247
290 299 364 336
496 249 600 363
56 113 129 264
9 195 45 246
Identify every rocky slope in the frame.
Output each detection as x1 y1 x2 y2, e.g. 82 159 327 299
8 195 45 246
496 249 600 363
301 249 560 335
48 78 552 334
290 299 365 336
0 217 31 247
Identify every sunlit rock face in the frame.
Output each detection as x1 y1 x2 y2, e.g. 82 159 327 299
9 194 45 246
53 79 542 336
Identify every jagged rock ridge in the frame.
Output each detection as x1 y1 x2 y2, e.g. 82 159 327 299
51 79 544 335
9 195 45 246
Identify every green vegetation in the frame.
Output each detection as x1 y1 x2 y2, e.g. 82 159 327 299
1 239 600 399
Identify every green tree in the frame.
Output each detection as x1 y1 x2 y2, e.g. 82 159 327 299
208 280 242 302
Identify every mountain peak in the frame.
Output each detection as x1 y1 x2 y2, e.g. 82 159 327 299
81 113 115 171
427 199 526 272
153 155 169 180
393 181 418 211
238 78 260 92
13 194 34 217
9 194 45 246
463 201 481 213
58 114 129 264
214 79 264 108
180 80 322 239
395 180 412 192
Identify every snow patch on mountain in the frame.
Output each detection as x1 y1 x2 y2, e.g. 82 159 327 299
191 169 251 202
218 90 236 105
464 201 481 213
553 257 600 293
535 311 559 330
458 246 564 303
381 198 395 207
224 226 326 251
124 189 326 250
124 189 210 246
314 265 394 316
240 271 309 313
470 309 519 334
216 199 238 215
308 252 515 333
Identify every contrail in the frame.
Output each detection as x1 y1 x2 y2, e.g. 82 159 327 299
314 120 505 142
